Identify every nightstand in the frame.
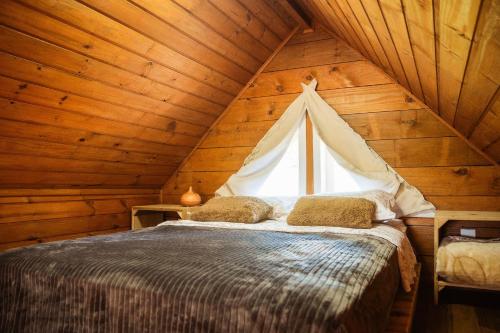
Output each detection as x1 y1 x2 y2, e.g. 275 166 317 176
131 204 190 230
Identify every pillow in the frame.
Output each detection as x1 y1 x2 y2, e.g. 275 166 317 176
287 196 376 228
189 196 272 223
260 196 299 220
316 190 396 220
261 190 395 221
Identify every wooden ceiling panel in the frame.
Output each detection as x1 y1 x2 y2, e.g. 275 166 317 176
454 0 500 137
401 0 438 111
0 0 299 188
296 0 500 162
209 0 282 50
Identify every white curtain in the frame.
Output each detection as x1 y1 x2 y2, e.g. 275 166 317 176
216 79 435 217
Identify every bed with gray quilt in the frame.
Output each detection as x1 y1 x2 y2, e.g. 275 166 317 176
0 224 399 333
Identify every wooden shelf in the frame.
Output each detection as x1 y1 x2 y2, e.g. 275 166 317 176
131 204 190 230
437 280 500 292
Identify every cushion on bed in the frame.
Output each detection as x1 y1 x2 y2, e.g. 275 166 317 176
287 196 376 228
316 190 396 220
189 196 272 223
261 190 395 221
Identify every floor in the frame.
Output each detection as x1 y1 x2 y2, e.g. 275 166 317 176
413 284 500 333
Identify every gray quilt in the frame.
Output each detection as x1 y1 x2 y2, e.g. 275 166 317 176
0 225 399 333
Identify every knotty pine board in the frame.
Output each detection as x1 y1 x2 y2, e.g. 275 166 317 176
0 188 160 251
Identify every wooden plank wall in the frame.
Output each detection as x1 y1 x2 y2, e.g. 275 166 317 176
295 0 500 163
0 0 298 251
162 29 500 282
0 188 160 251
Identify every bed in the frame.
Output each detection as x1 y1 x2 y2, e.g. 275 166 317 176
0 219 416 333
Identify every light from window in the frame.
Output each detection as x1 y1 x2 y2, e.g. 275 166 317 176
314 130 360 193
257 126 304 196
256 117 360 195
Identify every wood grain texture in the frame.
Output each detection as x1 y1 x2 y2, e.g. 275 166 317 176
0 188 159 250
356 0 410 90
0 0 296 186
413 286 500 333
0 0 234 104
378 0 424 100
385 264 421 333
401 0 438 111
0 0 298 248
344 0 394 76
246 61 391 97
265 37 364 71
436 0 481 123
294 0 500 162
454 0 500 137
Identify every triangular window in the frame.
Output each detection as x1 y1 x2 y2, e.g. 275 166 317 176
217 80 434 217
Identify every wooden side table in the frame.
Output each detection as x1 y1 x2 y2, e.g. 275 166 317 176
131 204 189 230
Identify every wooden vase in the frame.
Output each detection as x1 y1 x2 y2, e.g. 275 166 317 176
180 186 201 207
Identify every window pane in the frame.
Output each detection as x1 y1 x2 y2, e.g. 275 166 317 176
314 131 360 193
257 127 303 196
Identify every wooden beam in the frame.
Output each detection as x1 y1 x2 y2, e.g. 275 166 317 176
305 113 314 194
277 0 312 30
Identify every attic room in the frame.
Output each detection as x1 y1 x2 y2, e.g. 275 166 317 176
0 0 499 332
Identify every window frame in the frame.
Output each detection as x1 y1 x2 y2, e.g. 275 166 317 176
305 113 314 194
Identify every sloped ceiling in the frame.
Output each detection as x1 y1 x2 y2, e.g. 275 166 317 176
296 0 500 162
0 0 298 188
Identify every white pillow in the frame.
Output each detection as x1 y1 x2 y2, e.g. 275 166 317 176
260 196 299 220
316 190 396 220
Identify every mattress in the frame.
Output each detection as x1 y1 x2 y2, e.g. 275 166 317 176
0 225 399 333
437 236 500 287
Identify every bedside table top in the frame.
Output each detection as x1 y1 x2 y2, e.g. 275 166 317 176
435 210 500 221
132 204 189 212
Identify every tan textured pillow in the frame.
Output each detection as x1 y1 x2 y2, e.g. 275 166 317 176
287 196 375 228
189 196 272 223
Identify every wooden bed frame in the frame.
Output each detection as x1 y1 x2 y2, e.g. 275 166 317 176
385 263 421 333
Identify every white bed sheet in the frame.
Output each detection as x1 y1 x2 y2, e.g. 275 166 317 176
157 219 417 292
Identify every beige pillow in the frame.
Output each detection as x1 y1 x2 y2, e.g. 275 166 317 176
189 196 272 223
287 196 375 228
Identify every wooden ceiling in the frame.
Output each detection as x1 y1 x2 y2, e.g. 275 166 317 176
296 0 500 162
0 0 298 188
